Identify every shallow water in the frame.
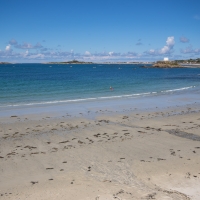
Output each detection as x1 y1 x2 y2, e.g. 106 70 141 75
0 63 200 115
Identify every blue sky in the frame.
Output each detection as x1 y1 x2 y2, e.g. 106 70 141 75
0 0 200 63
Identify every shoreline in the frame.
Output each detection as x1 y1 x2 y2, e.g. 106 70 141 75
1 62 200 68
0 85 199 118
0 90 200 199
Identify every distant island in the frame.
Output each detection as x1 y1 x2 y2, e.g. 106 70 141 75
46 60 93 64
0 62 11 64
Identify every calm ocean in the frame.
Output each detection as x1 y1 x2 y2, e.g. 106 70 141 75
0 63 200 110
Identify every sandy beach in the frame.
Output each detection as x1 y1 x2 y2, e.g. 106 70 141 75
0 99 200 200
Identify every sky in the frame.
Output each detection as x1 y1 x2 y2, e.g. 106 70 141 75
0 0 200 63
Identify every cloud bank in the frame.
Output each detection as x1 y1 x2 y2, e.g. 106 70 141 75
15 42 43 49
181 45 200 54
1 36 199 62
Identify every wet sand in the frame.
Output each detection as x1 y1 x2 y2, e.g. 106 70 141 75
0 101 200 199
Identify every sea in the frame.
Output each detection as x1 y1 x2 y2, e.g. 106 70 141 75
1 63 200 116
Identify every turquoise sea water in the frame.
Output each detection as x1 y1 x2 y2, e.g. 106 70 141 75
0 63 200 110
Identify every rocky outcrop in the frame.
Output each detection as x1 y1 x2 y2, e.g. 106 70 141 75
152 61 181 68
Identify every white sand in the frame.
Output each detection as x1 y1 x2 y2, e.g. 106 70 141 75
0 104 200 199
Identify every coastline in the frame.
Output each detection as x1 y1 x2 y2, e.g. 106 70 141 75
1 91 200 199
2 62 200 67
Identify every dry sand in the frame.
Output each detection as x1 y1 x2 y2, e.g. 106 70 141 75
0 104 200 200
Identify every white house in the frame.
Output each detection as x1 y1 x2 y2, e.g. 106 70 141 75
164 57 169 61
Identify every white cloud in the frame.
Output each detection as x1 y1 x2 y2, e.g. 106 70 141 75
149 49 156 54
166 36 175 47
144 36 175 56
5 44 11 51
160 45 170 54
159 36 175 54
144 49 157 55
84 51 91 56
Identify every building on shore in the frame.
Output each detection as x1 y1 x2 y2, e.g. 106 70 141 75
164 57 169 61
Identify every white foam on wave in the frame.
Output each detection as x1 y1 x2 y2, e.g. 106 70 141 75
161 86 195 93
1 98 98 107
99 95 122 99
